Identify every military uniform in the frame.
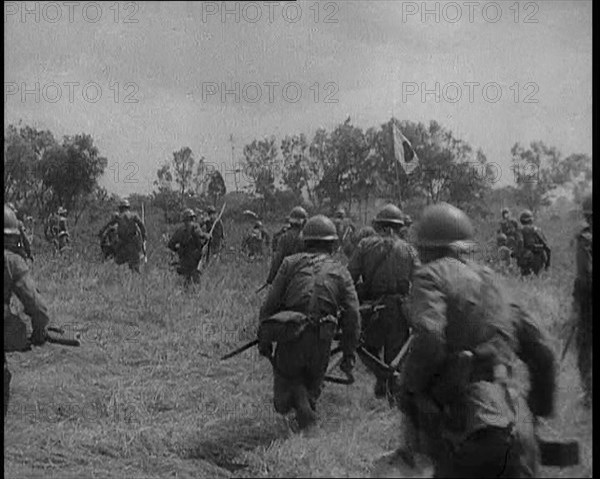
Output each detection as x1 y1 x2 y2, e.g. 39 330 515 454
99 203 146 272
242 223 270 258
168 214 209 285
333 214 356 257
4 245 50 419
272 224 290 253
348 234 419 392
518 224 550 276
259 251 360 428
573 219 592 404
266 226 305 284
398 203 556 478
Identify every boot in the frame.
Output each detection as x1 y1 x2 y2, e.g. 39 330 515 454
294 386 317 430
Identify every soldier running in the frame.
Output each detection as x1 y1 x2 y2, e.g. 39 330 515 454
347 204 419 398
517 209 551 276
332 207 356 257
257 215 360 430
202 205 225 262
98 199 146 273
396 202 557 477
168 209 210 285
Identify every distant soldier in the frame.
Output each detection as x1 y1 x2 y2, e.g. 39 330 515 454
100 215 119 260
332 207 356 257
265 206 308 285
203 205 225 261
7 203 33 261
4 204 51 420
398 213 412 241
242 221 270 259
572 194 592 407
98 199 146 273
495 232 513 271
168 209 210 285
257 215 360 430
347 204 419 398
517 209 551 276
498 207 520 253
396 202 557 477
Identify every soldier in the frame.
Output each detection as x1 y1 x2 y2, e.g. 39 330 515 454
495 232 513 271
100 214 119 260
56 207 70 251
347 204 419 398
272 221 290 254
98 199 146 273
517 209 551 276
573 194 592 407
396 202 556 477
498 208 520 254
4 205 51 420
332 207 356 257
168 209 210 285
257 215 360 430
242 221 270 259
265 206 308 285
203 205 225 261
7 203 33 261
399 214 412 241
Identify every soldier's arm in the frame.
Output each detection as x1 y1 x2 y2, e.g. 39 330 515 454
338 268 361 360
10 258 51 333
167 228 181 252
99 216 118 237
346 241 363 283
260 258 290 320
402 267 448 395
135 216 147 240
511 302 556 418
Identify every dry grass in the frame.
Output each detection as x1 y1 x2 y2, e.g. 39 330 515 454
4 212 592 478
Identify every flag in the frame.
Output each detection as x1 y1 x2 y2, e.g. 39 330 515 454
391 122 419 175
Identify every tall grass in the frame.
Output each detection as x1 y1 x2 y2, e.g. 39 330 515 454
4 212 592 478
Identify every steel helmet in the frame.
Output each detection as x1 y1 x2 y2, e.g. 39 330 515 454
119 199 130 210
415 202 475 250
496 232 508 246
373 204 405 226
301 215 338 241
582 194 592 215
519 210 533 224
206 205 216 214
58 206 67 215
288 206 308 225
254 220 263 229
182 208 196 221
4 204 20 235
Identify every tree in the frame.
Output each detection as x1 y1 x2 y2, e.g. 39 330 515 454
172 146 196 202
242 137 279 214
207 170 226 206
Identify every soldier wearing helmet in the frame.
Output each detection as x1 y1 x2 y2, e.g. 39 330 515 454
6 203 33 261
347 204 419 398
516 209 550 276
4 205 52 419
332 207 356 257
242 220 271 259
572 193 592 407
55 207 70 252
168 209 210 285
202 205 225 262
265 206 308 285
395 202 556 476
497 207 520 254
98 199 146 273
258 215 360 430
398 213 413 241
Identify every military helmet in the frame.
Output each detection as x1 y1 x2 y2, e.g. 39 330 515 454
496 232 508 246
182 208 196 221
403 214 413 227
254 220 263 229
373 204 405 226
206 205 217 214
582 194 592 215
289 206 308 225
119 199 130 209
415 202 475 250
301 215 338 241
58 206 67 215
501 207 509 216
335 207 346 218
4 204 20 235
519 209 533 224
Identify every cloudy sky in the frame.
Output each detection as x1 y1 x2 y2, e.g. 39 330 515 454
5 1 592 196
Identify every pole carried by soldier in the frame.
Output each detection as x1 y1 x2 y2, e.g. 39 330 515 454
197 202 226 271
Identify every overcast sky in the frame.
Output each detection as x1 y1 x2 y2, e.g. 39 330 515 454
4 1 592 196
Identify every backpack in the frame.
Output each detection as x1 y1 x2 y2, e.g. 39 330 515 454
117 212 141 241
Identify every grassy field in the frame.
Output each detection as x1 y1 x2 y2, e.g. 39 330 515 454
4 211 592 478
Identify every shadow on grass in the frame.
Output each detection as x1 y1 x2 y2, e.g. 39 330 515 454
179 416 291 472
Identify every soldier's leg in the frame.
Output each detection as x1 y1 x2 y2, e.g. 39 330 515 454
273 371 294 415
4 355 11 420
576 298 593 404
272 343 304 418
305 327 334 412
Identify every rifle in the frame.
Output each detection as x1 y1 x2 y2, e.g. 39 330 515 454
26 326 82 348
220 338 258 360
255 283 269 294
197 202 227 271
560 317 578 363
323 345 355 385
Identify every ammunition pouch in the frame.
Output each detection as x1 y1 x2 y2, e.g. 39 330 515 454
4 306 30 353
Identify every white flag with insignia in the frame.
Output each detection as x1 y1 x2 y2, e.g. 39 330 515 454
391 122 419 175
